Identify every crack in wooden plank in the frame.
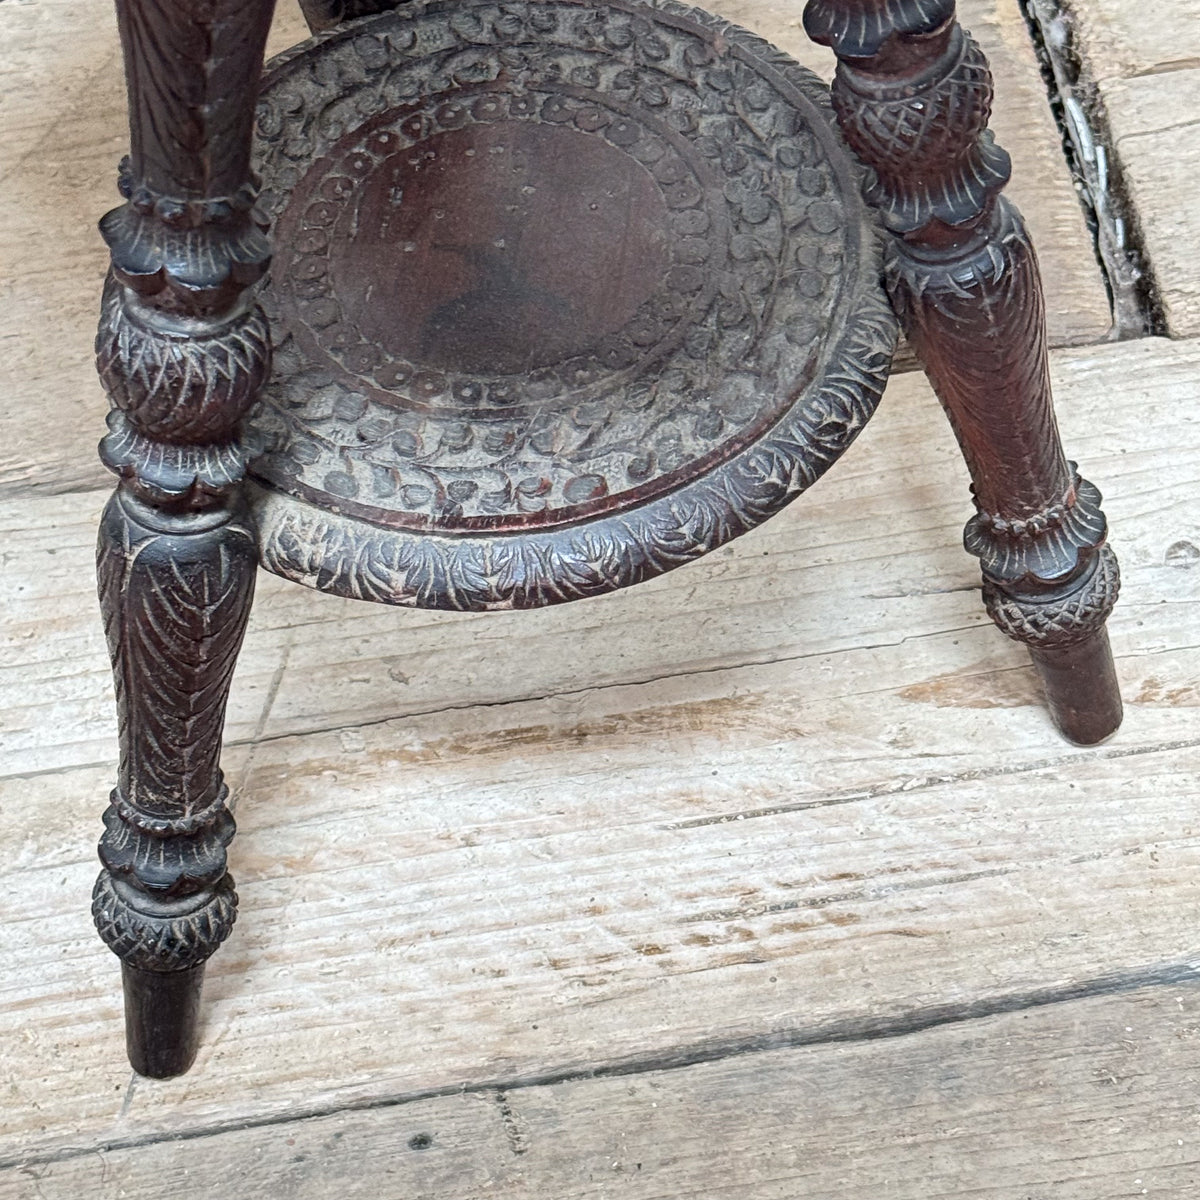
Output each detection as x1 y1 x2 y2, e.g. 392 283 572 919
230 636 292 812
661 735 1200 829
1130 57 1200 78
679 865 1023 924
495 1089 531 1157
1116 116 1200 143
1021 0 1164 335
5 961 1199 1172
5 732 1197 884
0 621 989 786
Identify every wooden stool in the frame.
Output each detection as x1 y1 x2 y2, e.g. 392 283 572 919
91 0 1123 1076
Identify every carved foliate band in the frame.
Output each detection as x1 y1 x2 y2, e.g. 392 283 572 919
96 277 271 445
93 873 238 973
829 23 1011 233
249 0 898 609
98 0 276 499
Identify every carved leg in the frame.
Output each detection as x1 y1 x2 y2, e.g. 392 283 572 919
806 1 1122 744
93 0 276 1076
94 490 256 1075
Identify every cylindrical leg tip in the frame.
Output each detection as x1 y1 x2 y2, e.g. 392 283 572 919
1052 701 1123 747
1031 631 1123 747
122 961 206 1078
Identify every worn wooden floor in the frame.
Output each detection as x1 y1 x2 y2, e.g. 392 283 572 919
2 1 1198 1197
1060 0 1200 336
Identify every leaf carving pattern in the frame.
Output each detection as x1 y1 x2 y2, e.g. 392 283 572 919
93 0 275 988
97 496 257 824
93 493 256 972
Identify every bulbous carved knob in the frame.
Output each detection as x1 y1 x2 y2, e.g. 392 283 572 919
96 277 271 444
829 24 1011 232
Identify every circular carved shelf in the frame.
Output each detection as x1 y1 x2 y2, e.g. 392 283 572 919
248 0 897 610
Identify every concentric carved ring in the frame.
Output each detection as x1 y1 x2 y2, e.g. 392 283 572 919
92 873 238 973
281 86 728 415
248 0 897 610
984 545 1121 650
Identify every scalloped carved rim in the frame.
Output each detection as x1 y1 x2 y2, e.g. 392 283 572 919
249 0 898 610
252 0 882 533
251 288 897 611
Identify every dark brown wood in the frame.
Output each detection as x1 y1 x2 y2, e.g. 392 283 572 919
93 0 276 1076
804 0 1122 744
121 962 206 1078
248 0 897 609
298 0 404 32
1029 632 1124 749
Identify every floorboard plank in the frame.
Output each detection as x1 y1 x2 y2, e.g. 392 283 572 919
1062 0 1200 80
5 338 1195 781
1061 0 1200 334
1102 67 1200 336
1 333 1198 1158
0 11 1184 1170
8 982 1200 1198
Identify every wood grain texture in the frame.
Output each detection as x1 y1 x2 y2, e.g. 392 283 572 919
1 336 1197 1162
4 337 1194 780
1101 68 1200 337
9 982 1200 1198
704 0 1114 346
249 0 899 610
0 0 125 496
1061 0 1200 80
0 0 1111 499
1061 0 1200 335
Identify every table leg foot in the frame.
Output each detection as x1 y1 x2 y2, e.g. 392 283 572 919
122 963 206 1079
1031 630 1123 747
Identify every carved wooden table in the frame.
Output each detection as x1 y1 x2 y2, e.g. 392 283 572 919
91 0 1123 1076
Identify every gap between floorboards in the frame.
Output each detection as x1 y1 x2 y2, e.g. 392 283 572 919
6 957 1199 1172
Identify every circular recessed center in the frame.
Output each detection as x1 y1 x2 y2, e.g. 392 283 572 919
329 120 672 377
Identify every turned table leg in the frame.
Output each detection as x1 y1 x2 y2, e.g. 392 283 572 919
93 0 276 1076
805 0 1122 744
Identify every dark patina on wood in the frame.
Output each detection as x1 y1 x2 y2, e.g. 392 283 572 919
93 0 277 1076
805 0 1121 744
92 0 1122 1076
248 0 897 608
